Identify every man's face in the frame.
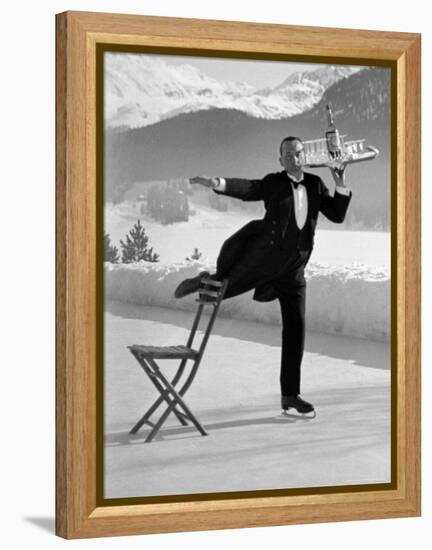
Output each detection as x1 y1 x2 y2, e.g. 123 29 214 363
279 139 305 175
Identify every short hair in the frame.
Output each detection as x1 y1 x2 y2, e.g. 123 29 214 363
279 136 303 155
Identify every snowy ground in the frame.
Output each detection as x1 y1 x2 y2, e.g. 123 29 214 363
104 302 391 499
105 200 390 341
104 199 391 499
105 261 390 341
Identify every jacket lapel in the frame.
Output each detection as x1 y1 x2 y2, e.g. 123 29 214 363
279 173 293 238
301 176 312 224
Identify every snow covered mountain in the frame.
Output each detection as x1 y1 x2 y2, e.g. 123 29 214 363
104 53 361 129
257 65 360 103
105 67 391 229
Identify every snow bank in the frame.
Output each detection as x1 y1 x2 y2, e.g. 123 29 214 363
104 261 390 342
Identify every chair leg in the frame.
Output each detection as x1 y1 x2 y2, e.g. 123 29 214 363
130 393 188 434
129 355 188 434
129 354 207 442
145 389 207 443
146 359 207 441
153 357 191 426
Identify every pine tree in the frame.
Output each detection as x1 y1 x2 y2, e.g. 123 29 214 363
120 220 160 263
104 232 120 263
186 248 203 262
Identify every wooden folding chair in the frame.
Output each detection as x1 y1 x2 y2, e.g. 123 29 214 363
128 276 228 442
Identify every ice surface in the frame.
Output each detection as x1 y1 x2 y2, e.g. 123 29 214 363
104 304 390 497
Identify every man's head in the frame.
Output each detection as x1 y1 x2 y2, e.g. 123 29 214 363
279 136 305 178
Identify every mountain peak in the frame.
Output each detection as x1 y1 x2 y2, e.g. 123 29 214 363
105 54 364 130
276 65 361 91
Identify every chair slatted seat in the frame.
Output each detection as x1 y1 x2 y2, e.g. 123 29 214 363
129 344 199 360
128 277 228 442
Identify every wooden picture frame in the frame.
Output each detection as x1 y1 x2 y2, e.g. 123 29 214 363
56 11 421 539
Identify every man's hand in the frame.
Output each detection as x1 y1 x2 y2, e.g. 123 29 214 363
330 164 347 188
189 176 218 189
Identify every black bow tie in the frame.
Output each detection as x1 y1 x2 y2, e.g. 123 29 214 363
288 178 303 190
286 173 303 189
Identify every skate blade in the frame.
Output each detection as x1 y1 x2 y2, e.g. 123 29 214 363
281 409 316 419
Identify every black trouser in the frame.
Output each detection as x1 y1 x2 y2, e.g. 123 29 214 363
274 281 306 396
214 239 306 397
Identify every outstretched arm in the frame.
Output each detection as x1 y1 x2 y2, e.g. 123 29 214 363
189 176 225 190
189 175 272 202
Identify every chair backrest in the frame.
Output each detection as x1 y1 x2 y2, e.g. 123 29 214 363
187 276 228 357
175 277 228 396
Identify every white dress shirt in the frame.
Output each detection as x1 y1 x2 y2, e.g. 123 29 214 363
287 172 307 230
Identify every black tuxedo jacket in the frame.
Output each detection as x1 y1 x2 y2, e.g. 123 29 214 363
215 171 352 301
218 170 351 257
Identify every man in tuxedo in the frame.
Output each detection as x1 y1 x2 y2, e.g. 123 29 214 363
175 136 352 414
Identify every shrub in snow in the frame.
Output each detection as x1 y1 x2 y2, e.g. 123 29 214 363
104 232 119 263
186 248 203 262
